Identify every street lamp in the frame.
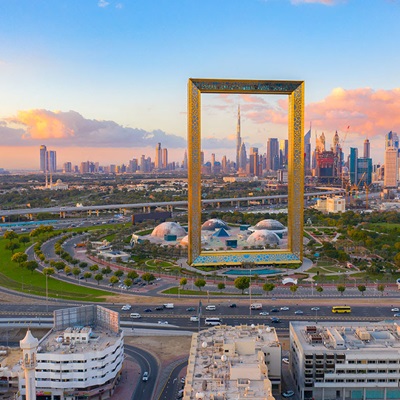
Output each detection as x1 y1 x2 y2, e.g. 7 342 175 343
45 273 48 312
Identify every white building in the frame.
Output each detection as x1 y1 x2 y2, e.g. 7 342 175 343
18 305 124 400
314 196 346 213
290 321 400 400
183 324 280 400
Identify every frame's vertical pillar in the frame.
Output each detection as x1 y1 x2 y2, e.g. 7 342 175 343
188 80 202 264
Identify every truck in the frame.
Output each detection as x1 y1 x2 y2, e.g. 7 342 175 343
163 303 174 309
250 303 262 310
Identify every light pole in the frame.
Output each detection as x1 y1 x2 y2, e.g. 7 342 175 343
45 273 48 312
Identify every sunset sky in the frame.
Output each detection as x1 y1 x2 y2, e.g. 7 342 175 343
1 0 399 170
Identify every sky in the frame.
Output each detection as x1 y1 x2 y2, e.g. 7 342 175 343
1 0 400 170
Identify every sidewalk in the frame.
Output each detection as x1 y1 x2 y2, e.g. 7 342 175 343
111 358 141 399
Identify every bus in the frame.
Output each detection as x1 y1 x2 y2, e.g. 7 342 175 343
332 306 351 313
205 318 222 326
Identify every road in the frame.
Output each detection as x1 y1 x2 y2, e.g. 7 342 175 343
124 345 159 400
158 359 187 400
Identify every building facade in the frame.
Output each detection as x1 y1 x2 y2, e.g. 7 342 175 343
290 321 400 400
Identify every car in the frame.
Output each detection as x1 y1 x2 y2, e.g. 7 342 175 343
270 317 281 323
311 307 320 311
180 377 185 384
259 311 269 316
229 303 237 308
391 308 400 312
186 307 195 312
280 307 289 311
121 305 131 311
270 308 279 313
206 305 216 311
282 390 295 398
158 320 169 324
155 306 164 311
294 310 304 315
144 308 152 313
394 313 400 317
282 358 290 364
142 371 149 382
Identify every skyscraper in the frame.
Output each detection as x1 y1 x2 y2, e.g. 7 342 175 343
155 143 162 169
364 139 370 158
279 139 288 168
236 105 241 171
304 128 311 175
386 131 399 149
266 138 279 171
238 142 247 173
40 145 47 172
349 147 358 185
384 147 398 188
249 147 259 176
49 150 57 172
162 148 168 169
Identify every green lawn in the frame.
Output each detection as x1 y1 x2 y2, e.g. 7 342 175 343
146 259 174 268
0 238 113 302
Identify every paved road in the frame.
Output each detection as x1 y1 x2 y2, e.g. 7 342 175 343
124 345 159 400
158 359 187 400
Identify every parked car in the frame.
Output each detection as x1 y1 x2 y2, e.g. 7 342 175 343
282 390 295 398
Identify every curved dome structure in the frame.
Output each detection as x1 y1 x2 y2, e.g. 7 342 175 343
151 222 186 238
253 219 286 231
247 230 280 246
201 218 230 231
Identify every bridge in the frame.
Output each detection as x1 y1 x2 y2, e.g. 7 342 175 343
0 189 344 220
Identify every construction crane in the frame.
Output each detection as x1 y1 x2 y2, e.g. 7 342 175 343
347 172 366 207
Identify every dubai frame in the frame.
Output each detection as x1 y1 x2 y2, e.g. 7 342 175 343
187 79 304 266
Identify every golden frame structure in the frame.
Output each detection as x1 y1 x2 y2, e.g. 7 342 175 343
188 78 304 266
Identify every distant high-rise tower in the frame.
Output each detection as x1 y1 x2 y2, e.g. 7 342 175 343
183 151 188 169
239 142 247 172
363 139 370 159
49 150 57 172
40 145 47 172
162 148 168 169
384 147 398 188
304 127 311 175
349 147 358 185
236 105 241 170
386 131 399 149
266 138 279 171
155 143 162 169
279 139 288 168
249 147 259 176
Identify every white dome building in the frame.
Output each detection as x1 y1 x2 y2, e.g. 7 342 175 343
247 230 280 246
151 222 186 238
249 219 287 236
201 218 230 231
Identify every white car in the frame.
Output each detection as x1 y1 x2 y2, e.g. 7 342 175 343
142 371 149 382
311 307 320 311
259 311 269 316
294 310 304 315
391 308 399 312
282 357 289 364
121 304 131 311
158 320 169 324
280 307 289 311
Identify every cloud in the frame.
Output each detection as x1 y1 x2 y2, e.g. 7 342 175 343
115 2 123 9
1 109 186 148
98 0 110 7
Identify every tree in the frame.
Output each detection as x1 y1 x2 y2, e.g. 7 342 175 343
109 276 119 286
89 264 99 272
79 262 88 269
377 284 385 296
357 285 367 296
72 267 81 279
217 282 225 293
43 267 55 276
22 260 39 274
142 272 156 284
262 282 275 296
127 270 139 280
4 230 18 243
5 242 20 254
316 286 324 293
114 269 124 278
337 284 346 296
194 278 206 291
83 272 92 282
234 276 250 294
124 278 133 288
94 273 104 285
70 259 79 266
102 266 112 276
19 236 30 246
290 284 299 296
180 277 187 289
11 252 28 268
64 266 71 274
394 252 400 268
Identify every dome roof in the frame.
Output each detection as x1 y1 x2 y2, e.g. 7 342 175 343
253 219 286 231
20 329 38 349
247 230 280 246
151 222 186 238
180 235 189 246
201 218 230 231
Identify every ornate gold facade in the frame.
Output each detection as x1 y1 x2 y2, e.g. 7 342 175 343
188 79 304 266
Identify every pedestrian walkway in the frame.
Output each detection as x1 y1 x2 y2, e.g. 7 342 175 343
111 358 141 399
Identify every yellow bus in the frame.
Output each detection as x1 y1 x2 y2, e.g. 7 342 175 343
332 306 351 313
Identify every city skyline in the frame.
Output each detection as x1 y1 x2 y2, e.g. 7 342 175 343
1 0 400 169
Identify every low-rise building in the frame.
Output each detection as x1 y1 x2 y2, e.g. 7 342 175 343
290 321 400 400
183 324 279 400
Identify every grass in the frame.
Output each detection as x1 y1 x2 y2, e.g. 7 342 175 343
162 287 260 296
146 259 174 268
0 238 114 302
